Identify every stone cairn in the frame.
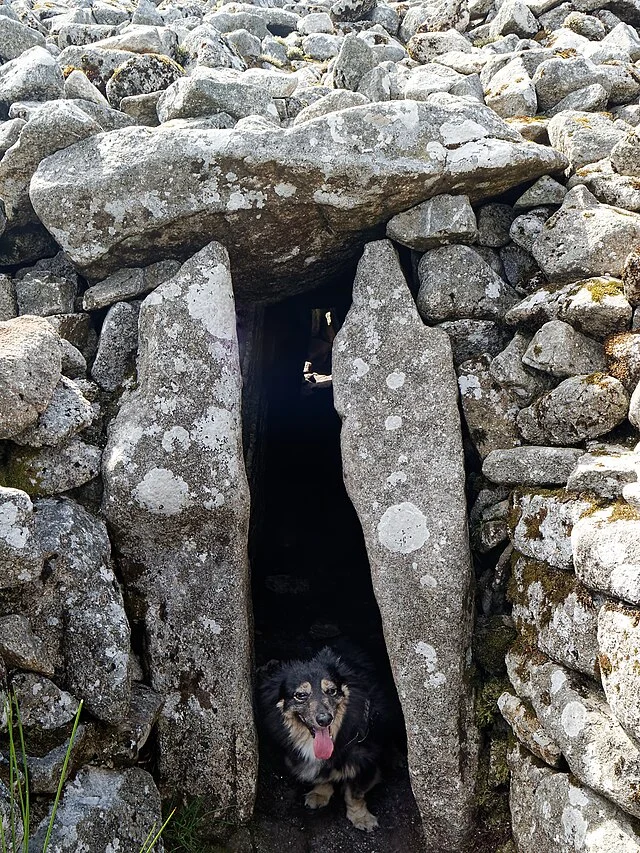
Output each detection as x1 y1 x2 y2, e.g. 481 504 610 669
1 0 640 846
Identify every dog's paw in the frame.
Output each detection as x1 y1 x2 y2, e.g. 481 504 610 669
347 809 379 831
305 785 333 810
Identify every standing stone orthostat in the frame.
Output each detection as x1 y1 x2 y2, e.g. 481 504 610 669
333 239 477 852
102 242 256 820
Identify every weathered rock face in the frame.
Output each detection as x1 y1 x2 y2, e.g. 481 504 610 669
333 239 477 853
508 744 640 853
30 99 566 300
30 766 163 852
102 241 256 820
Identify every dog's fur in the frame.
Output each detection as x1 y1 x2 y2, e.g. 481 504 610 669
257 646 391 831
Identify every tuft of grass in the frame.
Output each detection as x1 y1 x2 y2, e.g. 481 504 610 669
162 799 223 853
1 693 171 852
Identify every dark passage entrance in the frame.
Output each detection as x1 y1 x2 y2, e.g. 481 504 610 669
245 295 425 852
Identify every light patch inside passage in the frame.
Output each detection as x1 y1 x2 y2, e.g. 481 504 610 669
132 468 190 515
377 502 429 554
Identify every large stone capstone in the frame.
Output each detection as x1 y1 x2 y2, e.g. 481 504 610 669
29 97 566 301
332 239 477 852
101 241 256 820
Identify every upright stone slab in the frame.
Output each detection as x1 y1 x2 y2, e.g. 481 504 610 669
102 242 256 821
333 239 477 852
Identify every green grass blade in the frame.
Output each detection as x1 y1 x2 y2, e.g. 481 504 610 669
11 697 29 853
140 809 175 853
42 699 83 853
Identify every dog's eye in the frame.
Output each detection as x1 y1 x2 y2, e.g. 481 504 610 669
294 692 308 702
325 687 337 696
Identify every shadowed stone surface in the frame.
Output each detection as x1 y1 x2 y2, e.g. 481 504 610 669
30 99 566 301
30 767 163 852
102 241 256 820
333 239 477 853
508 744 640 853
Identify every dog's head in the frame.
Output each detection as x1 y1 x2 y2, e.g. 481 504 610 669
268 648 350 761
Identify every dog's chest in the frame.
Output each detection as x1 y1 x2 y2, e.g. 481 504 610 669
289 739 326 782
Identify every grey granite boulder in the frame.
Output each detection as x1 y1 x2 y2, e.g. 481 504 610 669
572 505 640 604
509 744 640 853
510 553 603 677
156 73 278 123
386 194 477 251
0 100 101 230
517 374 629 445
482 446 582 485
12 673 79 730
533 56 609 112
0 487 42 587
511 491 592 570
29 98 567 300
417 245 519 322
566 445 640 497
0 614 53 676
437 319 511 366
106 52 184 109
458 354 521 458
489 332 552 406
15 272 77 317
522 320 605 378
332 32 375 90
514 657 640 820
558 277 631 339
30 767 163 852
0 46 64 110
499 697 562 767
333 240 477 853
532 187 640 283
91 302 140 392
548 110 626 172
0 315 61 440
102 242 256 820
11 377 95 448
611 127 640 177
598 601 640 742
0 16 45 63
82 260 180 311
1 437 102 497
292 90 368 124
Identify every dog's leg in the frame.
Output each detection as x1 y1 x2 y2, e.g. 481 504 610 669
305 781 334 810
344 784 378 831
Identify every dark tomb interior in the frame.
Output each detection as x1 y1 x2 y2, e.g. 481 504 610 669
246 293 425 852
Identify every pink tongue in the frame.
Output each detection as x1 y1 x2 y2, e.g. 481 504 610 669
313 727 334 760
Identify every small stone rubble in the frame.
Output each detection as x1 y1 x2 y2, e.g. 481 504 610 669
1 0 640 847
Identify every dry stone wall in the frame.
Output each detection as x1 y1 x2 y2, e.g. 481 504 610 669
2 0 640 847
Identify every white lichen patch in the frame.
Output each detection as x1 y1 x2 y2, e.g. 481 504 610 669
274 182 297 197
415 641 447 688
0 499 30 549
191 406 235 454
420 574 438 589
386 471 408 486
132 468 190 515
350 357 369 380
561 700 587 737
458 374 482 400
161 426 191 453
377 502 430 554
385 371 406 390
202 617 222 635
440 119 490 147
226 190 266 211
187 264 236 340
385 415 402 430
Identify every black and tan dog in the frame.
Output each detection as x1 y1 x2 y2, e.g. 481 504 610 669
257 646 391 831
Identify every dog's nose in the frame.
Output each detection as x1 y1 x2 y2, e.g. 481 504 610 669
315 712 333 727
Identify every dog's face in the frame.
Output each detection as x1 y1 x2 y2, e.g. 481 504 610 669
276 661 349 761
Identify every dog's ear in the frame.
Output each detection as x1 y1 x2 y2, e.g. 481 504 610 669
256 660 288 710
315 646 350 685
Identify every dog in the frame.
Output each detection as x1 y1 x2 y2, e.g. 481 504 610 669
257 646 392 831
